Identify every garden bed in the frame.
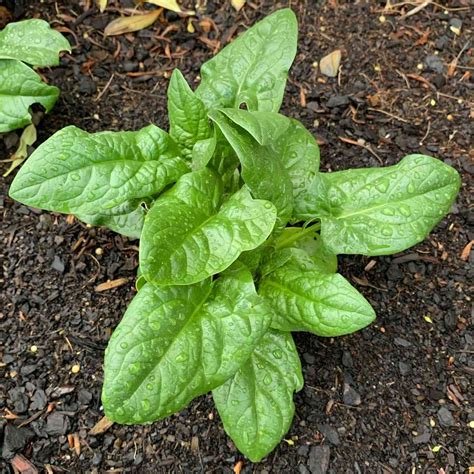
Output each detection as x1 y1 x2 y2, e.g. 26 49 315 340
1 0 472 472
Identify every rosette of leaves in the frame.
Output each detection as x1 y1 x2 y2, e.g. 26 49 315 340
0 19 70 132
9 9 461 462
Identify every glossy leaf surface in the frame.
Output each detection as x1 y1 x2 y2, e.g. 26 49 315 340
103 267 272 423
259 249 375 336
210 110 293 227
168 69 211 159
0 19 70 66
196 9 297 112
140 169 277 285
213 330 303 462
0 60 59 132
9 125 189 214
298 155 461 255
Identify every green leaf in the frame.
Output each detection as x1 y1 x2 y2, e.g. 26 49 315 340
0 19 70 66
274 227 337 273
213 329 303 462
168 69 211 159
274 119 320 218
192 135 216 170
209 110 293 228
259 249 375 336
140 169 277 285
196 8 297 112
0 59 59 132
9 125 189 215
298 154 461 256
102 266 273 424
75 200 145 239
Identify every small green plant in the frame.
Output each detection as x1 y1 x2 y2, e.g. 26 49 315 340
9 9 460 462
0 19 70 133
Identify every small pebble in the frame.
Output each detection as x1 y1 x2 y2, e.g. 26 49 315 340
71 364 81 374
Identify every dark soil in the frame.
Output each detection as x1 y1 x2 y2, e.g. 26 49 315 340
1 1 472 472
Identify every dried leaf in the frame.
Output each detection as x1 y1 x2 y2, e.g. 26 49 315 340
97 0 108 12
231 0 246 11
320 49 341 77
145 0 187 14
460 240 473 261
2 124 36 177
104 10 161 36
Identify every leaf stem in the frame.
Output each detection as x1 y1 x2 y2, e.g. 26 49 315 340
275 223 321 251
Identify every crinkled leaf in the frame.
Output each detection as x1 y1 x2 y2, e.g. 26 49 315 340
9 125 189 215
76 200 145 239
140 169 277 285
102 266 273 423
0 19 70 66
298 154 461 256
2 123 36 177
274 227 337 273
275 119 320 218
209 110 293 228
0 59 59 133
192 135 216 170
168 69 211 159
196 8 297 112
213 329 303 462
259 249 375 336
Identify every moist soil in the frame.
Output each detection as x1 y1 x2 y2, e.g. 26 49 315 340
0 1 472 472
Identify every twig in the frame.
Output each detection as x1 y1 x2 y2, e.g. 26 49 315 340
338 136 383 164
399 0 431 20
94 73 114 102
419 120 431 145
367 107 409 123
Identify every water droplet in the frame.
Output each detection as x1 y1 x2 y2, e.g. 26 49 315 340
381 227 393 237
141 399 151 411
146 383 153 391
257 363 265 369
399 205 411 217
382 207 394 216
71 173 80 181
149 320 161 331
263 374 272 385
407 183 415 193
264 202 273 209
120 342 128 350
175 353 188 363
375 179 389 193
128 362 141 375
116 407 125 417
231 400 239 406
272 350 283 359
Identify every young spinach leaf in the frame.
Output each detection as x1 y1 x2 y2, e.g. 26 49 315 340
297 154 461 255
259 248 375 336
196 8 297 112
213 329 303 462
0 19 70 66
168 69 212 159
102 266 273 423
9 125 189 215
140 168 277 285
0 59 59 133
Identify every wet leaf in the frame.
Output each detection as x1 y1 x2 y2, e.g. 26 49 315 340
104 10 161 36
319 49 341 77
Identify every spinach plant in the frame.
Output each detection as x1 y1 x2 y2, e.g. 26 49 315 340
9 9 461 462
0 19 70 133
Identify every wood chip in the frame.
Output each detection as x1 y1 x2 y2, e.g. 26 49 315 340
320 49 341 77
73 433 81 456
11 454 38 474
97 0 108 12
231 0 246 11
233 461 244 474
460 240 473 261
89 415 114 435
364 260 377 272
95 278 128 292
190 436 199 453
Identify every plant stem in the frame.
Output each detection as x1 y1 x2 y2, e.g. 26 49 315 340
275 223 321 250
